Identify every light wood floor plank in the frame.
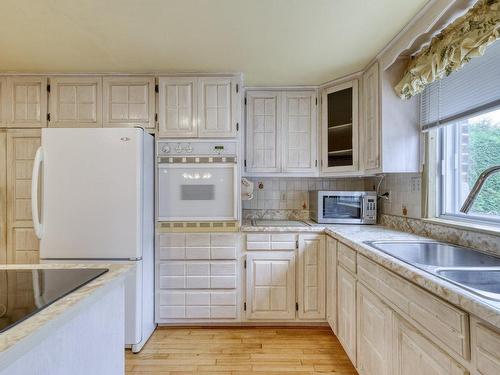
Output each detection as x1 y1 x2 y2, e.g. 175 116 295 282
126 326 358 374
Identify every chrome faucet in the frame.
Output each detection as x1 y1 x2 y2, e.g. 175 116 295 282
460 165 500 213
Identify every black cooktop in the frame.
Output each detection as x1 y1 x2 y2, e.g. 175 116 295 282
0 268 108 333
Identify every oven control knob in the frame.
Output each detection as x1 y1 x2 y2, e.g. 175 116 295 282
185 145 193 153
175 144 182 153
161 145 170 154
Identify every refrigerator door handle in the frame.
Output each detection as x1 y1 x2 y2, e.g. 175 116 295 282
32 146 44 239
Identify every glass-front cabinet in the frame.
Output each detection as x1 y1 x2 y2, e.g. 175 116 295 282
321 80 359 173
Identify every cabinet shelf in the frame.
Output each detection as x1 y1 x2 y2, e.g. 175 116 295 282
328 123 352 130
328 149 353 156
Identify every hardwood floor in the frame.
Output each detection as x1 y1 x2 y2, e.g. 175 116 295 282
126 326 358 374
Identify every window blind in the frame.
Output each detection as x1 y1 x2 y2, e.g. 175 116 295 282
420 40 500 131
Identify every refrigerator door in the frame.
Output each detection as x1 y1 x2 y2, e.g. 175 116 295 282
39 128 143 260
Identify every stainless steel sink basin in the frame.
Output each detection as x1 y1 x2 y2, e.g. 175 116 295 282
364 240 500 301
365 240 500 268
436 269 500 300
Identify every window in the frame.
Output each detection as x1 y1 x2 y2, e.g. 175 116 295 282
438 109 500 223
422 41 500 225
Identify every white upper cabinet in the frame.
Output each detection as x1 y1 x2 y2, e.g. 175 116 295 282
158 75 240 138
362 62 380 171
282 91 317 173
49 76 102 128
103 76 155 129
5 76 48 128
245 90 318 176
321 79 359 173
245 91 281 173
198 77 238 138
297 234 325 320
158 77 197 137
321 80 359 174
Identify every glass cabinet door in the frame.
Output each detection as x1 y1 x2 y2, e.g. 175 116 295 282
322 80 358 172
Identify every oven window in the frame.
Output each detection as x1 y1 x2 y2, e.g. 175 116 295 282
323 195 361 219
181 185 215 200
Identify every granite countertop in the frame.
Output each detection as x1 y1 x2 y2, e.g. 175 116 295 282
0 263 131 356
242 221 500 330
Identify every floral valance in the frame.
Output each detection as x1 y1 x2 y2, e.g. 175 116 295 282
395 0 500 100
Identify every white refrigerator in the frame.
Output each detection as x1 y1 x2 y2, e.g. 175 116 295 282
32 127 155 353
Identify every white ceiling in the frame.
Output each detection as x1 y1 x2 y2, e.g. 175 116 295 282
0 0 428 85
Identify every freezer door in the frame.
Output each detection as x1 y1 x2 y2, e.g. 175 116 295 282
39 128 143 260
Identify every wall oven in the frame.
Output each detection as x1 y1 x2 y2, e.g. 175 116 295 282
309 191 377 224
157 140 238 222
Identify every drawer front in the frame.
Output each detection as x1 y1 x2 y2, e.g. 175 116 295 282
357 255 470 360
158 233 237 260
158 290 238 320
158 261 237 289
246 233 297 251
472 319 500 375
338 242 356 273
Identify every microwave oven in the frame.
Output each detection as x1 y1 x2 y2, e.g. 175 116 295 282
309 191 377 224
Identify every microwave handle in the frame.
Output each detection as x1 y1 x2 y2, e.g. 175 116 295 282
360 196 365 220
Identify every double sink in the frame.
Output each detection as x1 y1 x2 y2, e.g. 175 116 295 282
364 240 500 301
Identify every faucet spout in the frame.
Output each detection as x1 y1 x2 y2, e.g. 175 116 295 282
460 165 500 213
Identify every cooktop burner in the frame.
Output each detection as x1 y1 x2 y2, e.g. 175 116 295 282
0 268 108 333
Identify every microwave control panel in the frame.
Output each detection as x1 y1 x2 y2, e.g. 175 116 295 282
364 197 377 222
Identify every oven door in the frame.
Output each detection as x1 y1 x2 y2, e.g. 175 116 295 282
158 163 237 221
320 192 364 223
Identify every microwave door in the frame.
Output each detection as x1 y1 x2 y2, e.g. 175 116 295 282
322 194 363 223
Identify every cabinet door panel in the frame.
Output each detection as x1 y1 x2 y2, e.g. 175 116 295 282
103 76 155 129
49 76 102 128
392 315 467 375
6 130 41 263
363 62 380 171
245 91 281 173
321 80 359 173
282 91 317 173
158 77 197 137
5 77 47 128
326 236 337 332
357 283 392 375
0 78 6 127
337 265 356 365
297 234 325 319
198 77 236 137
246 252 295 320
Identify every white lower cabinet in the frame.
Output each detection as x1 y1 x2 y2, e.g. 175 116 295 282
155 232 239 322
393 315 467 375
337 265 357 365
326 236 337 332
245 251 296 320
244 233 326 321
357 283 392 375
297 234 325 320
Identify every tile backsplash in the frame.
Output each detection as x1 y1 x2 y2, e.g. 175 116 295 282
374 173 423 219
242 177 369 219
242 173 424 220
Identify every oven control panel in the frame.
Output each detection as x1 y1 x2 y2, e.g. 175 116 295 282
157 140 237 156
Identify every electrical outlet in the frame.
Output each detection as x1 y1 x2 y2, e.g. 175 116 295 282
402 205 408 216
387 191 392 203
410 177 421 192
